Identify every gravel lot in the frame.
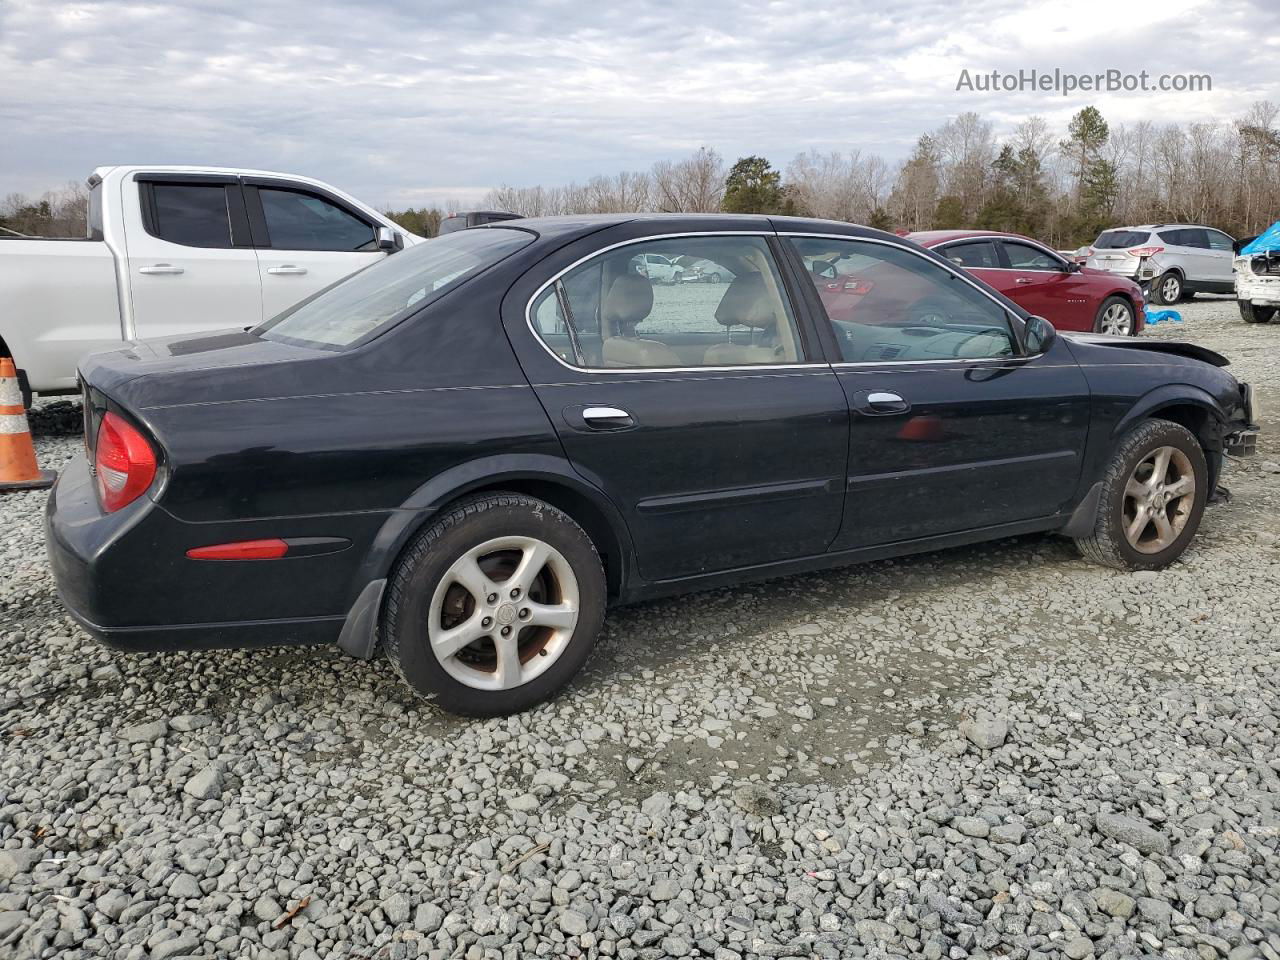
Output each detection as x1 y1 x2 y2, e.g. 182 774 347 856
2 297 1278 960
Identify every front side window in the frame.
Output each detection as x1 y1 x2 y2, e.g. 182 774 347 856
259 187 376 251
257 227 532 348
1001 241 1060 271
1206 230 1234 251
150 183 232 248
938 240 999 269
530 235 803 369
790 237 1016 363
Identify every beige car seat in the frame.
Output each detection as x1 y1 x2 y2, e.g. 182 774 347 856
703 273 787 365
601 273 683 368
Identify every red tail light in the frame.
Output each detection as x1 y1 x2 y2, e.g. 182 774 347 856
94 412 157 512
1128 246 1164 257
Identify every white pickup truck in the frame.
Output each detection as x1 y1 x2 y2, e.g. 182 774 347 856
0 165 423 404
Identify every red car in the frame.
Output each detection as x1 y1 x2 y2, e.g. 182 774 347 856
907 231 1145 335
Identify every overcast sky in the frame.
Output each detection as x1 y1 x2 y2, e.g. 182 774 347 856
2 0 1276 208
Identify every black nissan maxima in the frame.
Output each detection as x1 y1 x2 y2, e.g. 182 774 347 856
47 215 1259 715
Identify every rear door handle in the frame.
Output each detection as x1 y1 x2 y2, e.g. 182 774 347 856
1015 276 1034 285
267 265 308 276
581 406 634 428
138 263 184 275
852 390 911 416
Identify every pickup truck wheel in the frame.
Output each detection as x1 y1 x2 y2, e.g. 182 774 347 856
1150 271 1183 306
1075 419 1207 571
1094 296 1135 336
1239 301 1277 323
382 493 606 716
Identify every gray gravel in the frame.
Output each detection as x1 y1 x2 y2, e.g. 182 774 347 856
1 297 1278 960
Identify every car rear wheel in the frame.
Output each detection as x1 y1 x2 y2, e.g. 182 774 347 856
1240 301 1277 324
1074 419 1207 571
1094 296 1136 336
382 493 606 716
1150 271 1183 305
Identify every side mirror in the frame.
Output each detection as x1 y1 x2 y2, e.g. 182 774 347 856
1024 315 1056 353
1065 261 1082 273
377 226 400 252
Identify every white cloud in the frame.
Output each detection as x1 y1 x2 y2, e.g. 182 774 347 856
0 0 1271 205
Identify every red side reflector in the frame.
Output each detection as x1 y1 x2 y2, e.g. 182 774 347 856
186 539 289 560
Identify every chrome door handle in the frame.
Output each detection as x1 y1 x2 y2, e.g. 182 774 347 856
267 265 308 276
582 406 632 424
139 263 184 275
1015 276 1034 284
854 390 911 416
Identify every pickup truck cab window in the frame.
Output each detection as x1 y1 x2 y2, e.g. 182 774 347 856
147 183 235 248
258 187 376 252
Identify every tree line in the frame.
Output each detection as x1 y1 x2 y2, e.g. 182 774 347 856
6 101 1278 247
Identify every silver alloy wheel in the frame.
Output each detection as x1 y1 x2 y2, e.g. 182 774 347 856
1122 445 1195 554
1161 275 1181 303
427 536 580 691
1100 302 1133 335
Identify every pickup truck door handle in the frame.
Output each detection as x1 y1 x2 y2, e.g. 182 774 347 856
138 263 184 275
267 265 308 276
581 406 634 428
851 390 911 416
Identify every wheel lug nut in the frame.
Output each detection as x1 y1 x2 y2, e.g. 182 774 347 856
486 593 498 604
510 588 521 599
482 617 492 628
518 608 530 619
500 626 512 637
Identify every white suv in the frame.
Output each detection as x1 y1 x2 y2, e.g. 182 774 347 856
1085 224 1236 305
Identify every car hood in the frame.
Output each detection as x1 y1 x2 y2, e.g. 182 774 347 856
79 328 332 409
1060 332 1229 367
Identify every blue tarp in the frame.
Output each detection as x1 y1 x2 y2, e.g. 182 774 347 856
1241 220 1280 255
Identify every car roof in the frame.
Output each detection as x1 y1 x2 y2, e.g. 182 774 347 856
907 229 1041 246
489 213 907 245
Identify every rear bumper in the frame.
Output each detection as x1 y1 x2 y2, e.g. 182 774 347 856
45 453 359 650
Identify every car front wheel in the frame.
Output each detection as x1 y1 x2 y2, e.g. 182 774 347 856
1094 296 1136 336
1240 300 1277 324
1074 419 1207 571
383 493 606 716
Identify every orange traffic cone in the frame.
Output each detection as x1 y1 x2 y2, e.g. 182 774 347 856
0 358 55 492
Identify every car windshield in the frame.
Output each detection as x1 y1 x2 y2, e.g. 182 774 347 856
257 228 533 348
1094 230 1150 249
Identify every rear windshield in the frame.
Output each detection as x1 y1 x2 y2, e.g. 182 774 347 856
257 228 533 348
1094 230 1150 249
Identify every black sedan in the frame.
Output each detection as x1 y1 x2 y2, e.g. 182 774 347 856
47 215 1259 715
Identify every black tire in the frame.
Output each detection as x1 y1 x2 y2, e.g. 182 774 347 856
1093 295 1136 336
1075 419 1208 571
1150 271 1183 306
382 493 606 716
1240 300 1277 324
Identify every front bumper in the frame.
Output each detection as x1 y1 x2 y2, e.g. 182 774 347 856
1223 382 1260 457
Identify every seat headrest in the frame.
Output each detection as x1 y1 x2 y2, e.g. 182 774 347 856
603 273 654 333
714 272 779 329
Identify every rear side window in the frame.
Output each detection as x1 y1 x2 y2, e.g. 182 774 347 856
1094 230 1150 249
150 184 232 248
257 227 532 348
938 240 999 268
259 188 376 251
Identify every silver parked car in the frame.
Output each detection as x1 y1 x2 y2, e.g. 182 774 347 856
1085 224 1236 305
